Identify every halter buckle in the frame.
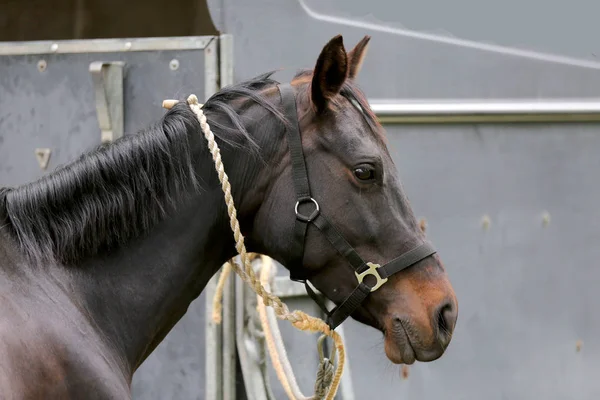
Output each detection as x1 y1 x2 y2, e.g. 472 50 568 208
355 262 388 292
295 197 320 222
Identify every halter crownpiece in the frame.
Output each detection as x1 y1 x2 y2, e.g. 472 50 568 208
277 82 437 330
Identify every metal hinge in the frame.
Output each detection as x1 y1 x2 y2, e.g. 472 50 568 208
89 61 125 143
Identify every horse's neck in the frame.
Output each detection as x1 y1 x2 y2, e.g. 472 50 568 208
0 92 285 377
79 190 231 372
67 108 279 377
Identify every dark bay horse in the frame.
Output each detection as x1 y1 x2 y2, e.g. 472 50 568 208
0 35 457 398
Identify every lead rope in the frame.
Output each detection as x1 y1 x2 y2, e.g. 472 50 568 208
257 254 336 400
163 95 345 400
214 255 335 400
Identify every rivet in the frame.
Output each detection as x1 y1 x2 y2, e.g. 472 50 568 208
50 43 58 52
34 148 51 170
576 339 583 352
418 217 427 233
124 41 132 50
481 215 491 230
169 59 179 71
542 211 551 227
37 60 47 72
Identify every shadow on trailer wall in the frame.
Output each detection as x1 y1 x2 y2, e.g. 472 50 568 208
0 0 218 40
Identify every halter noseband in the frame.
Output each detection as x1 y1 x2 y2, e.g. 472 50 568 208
277 83 437 330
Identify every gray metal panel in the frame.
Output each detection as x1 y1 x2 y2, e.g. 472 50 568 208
209 0 600 100
349 122 600 400
301 0 600 62
207 1 600 399
0 36 217 400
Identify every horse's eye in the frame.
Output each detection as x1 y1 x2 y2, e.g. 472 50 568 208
353 167 375 181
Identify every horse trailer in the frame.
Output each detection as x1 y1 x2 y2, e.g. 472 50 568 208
2 1 600 399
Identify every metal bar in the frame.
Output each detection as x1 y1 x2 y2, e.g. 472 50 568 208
219 34 236 400
204 37 219 102
218 34 234 89
205 275 223 400
369 98 600 124
222 267 236 400
235 273 270 400
204 35 226 400
0 36 212 56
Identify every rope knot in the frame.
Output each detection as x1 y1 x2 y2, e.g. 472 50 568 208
314 357 335 399
187 94 199 105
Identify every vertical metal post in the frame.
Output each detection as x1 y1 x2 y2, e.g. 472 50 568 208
235 271 272 400
218 33 237 400
204 37 219 103
204 34 222 400
205 274 223 400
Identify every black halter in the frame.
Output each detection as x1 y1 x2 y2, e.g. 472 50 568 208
277 83 436 330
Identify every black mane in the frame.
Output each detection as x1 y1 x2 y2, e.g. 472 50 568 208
0 72 284 266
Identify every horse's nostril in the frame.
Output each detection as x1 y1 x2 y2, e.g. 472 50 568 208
391 316 406 334
435 301 456 346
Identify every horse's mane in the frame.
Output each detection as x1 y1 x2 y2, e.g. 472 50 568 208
0 72 284 266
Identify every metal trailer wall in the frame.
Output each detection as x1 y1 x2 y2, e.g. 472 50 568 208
205 0 600 399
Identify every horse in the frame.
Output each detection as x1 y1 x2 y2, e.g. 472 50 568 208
0 34 457 398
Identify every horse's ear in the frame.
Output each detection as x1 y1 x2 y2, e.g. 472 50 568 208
311 34 348 113
347 35 371 80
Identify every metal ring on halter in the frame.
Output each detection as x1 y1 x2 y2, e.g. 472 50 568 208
295 197 320 222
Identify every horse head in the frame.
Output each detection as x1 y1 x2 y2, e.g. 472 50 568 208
247 35 458 365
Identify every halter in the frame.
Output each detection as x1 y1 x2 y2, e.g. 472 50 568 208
277 83 437 330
